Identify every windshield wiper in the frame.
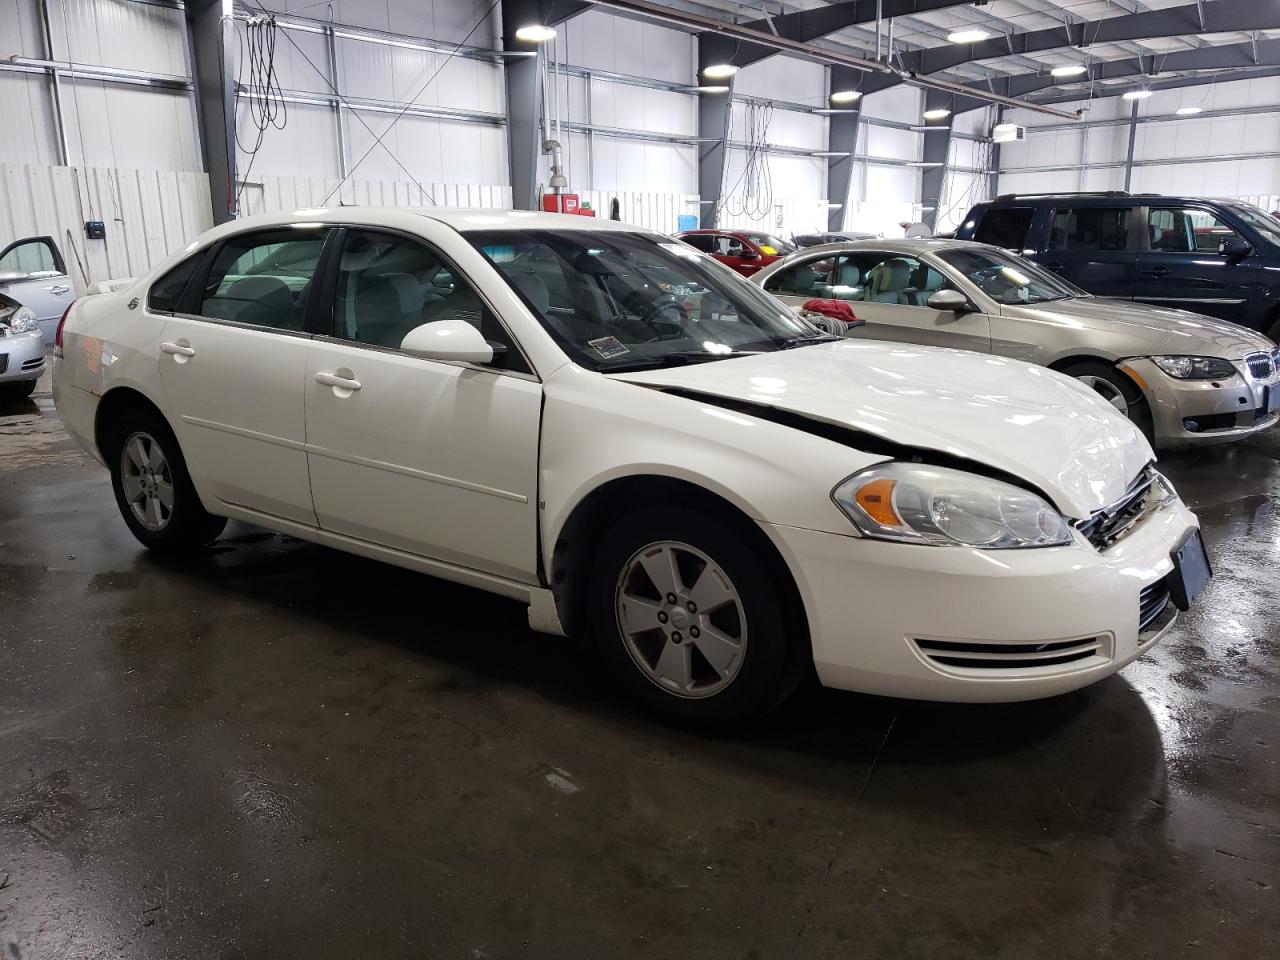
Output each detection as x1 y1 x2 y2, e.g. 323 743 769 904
602 351 760 373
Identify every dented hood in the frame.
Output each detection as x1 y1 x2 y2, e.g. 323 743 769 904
610 340 1153 519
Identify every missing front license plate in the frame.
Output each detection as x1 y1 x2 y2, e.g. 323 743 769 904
1169 530 1212 610
1267 386 1280 414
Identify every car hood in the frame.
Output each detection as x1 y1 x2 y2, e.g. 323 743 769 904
610 340 1153 519
1011 297 1274 358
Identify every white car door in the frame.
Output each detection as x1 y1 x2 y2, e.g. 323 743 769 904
0 236 75 344
763 250 992 353
303 227 541 583
154 226 329 526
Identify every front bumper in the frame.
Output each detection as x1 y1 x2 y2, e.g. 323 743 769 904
764 495 1199 702
1123 357 1278 445
0 329 46 384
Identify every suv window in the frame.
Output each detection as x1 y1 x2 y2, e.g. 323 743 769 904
1049 208 1132 251
1148 206 1243 254
332 230 529 373
148 253 205 313
974 208 1034 251
199 229 326 331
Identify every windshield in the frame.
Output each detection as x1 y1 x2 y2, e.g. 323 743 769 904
938 247 1087 305
1224 202 1280 247
468 230 827 371
743 233 795 256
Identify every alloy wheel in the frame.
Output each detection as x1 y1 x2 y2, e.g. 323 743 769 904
614 540 747 699
120 431 175 532
1077 375 1130 417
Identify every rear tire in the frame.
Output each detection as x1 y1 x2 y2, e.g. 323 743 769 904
588 503 804 725
105 406 226 552
1062 360 1154 444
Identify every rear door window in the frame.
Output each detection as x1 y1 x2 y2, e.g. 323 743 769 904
680 234 713 253
198 228 327 331
973 207 1035 251
1049 208 1132 251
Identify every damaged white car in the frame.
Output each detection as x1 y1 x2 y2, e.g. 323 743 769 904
53 209 1210 722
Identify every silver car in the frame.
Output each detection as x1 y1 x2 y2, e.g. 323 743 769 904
752 238 1280 447
0 235 76 345
0 291 47 401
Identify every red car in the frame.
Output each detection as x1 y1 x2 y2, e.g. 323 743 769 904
676 229 797 277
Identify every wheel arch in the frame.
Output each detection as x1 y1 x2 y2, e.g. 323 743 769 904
548 474 810 654
93 385 174 462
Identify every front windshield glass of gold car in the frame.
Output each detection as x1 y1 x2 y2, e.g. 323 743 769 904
468 230 826 370
938 248 1085 305
1225 203 1280 247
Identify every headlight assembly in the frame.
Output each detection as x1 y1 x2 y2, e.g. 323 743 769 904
1151 355 1238 380
7 307 39 335
832 463 1073 549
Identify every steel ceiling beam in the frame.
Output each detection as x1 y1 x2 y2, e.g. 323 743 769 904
1025 62 1280 106
860 0 1280 97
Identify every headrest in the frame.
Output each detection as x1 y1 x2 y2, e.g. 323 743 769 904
360 272 424 317
225 276 293 315
509 272 551 314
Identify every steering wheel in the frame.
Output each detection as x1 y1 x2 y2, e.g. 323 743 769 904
626 292 689 342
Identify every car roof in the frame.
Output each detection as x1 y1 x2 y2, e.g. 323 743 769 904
981 193 1242 208
778 237 996 257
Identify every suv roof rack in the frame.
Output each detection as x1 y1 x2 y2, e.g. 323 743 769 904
994 190 1139 200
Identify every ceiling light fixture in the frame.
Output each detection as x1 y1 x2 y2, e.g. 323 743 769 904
1123 89 1153 100
691 85 730 94
830 89 862 104
1176 106 1203 115
702 63 738 79
514 24 557 43
947 29 990 44
922 108 952 120
812 151 852 157
1050 64 1087 78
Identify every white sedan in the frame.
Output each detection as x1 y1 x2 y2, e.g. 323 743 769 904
53 208 1210 723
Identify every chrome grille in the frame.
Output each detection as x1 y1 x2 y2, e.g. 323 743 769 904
1074 466 1158 550
914 636 1109 673
1246 351 1274 381
1139 577 1172 634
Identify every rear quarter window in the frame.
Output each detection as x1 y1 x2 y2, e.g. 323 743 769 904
147 253 205 313
973 207 1035 251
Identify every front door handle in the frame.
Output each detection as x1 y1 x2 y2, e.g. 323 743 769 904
315 371 362 392
1142 267 1170 278
47 284 71 295
160 342 196 357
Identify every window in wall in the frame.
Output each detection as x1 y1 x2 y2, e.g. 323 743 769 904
199 229 327 331
973 207 1034 251
1049 208 1132 251
332 230 528 372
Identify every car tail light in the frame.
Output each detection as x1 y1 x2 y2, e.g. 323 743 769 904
54 300 75 358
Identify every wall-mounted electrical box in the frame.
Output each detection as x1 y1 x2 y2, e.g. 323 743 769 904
85 220 106 239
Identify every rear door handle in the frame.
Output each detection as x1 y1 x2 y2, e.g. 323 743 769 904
160 342 195 357
315 371 362 392
1142 267 1170 278
47 284 71 295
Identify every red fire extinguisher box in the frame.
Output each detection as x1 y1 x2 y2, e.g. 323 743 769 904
542 194 581 214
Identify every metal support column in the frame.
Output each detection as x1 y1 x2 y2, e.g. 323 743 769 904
1123 100 1140 191
697 33 735 228
919 89 953 232
184 0 238 224
825 65 862 232
37 0 70 165
327 23 348 181
501 0 589 210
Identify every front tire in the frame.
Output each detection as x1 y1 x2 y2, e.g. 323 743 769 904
1063 360 1154 443
588 504 804 725
106 407 226 552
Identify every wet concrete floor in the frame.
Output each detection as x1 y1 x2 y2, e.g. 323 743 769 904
1 371 1277 959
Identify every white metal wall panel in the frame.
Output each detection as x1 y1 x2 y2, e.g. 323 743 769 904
0 72 60 166
563 9 694 86
238 100 342 182
253 0 501 47
578 190 699 233
734 56 825 106
590 81 696 137
236 173 511 215
1 0 45 56
861 85 922 124
47 0 188 76
63 79 201 172
581 137 697 196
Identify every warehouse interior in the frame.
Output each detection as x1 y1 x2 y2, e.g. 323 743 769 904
2 1 1279 956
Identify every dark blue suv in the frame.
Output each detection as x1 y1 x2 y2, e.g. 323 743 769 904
956 192 1280 340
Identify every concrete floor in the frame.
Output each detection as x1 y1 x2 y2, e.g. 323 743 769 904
1 369 1277 960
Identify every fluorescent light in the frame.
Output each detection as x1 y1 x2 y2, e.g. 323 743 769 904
947 29 990 44
702 63 738 79
1123 89 1153 100
1176 106 1203 115
514 24 556 43
922 108 952 120
812 151 851 157
1050 64 1087 78
813 108 860 114
830 89 862 104
690 85 730 94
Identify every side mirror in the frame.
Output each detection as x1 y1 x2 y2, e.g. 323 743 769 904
400 319 494 364
0 270 29 285
801 298 864 330
1219 236 1252 262
927 289 971 312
